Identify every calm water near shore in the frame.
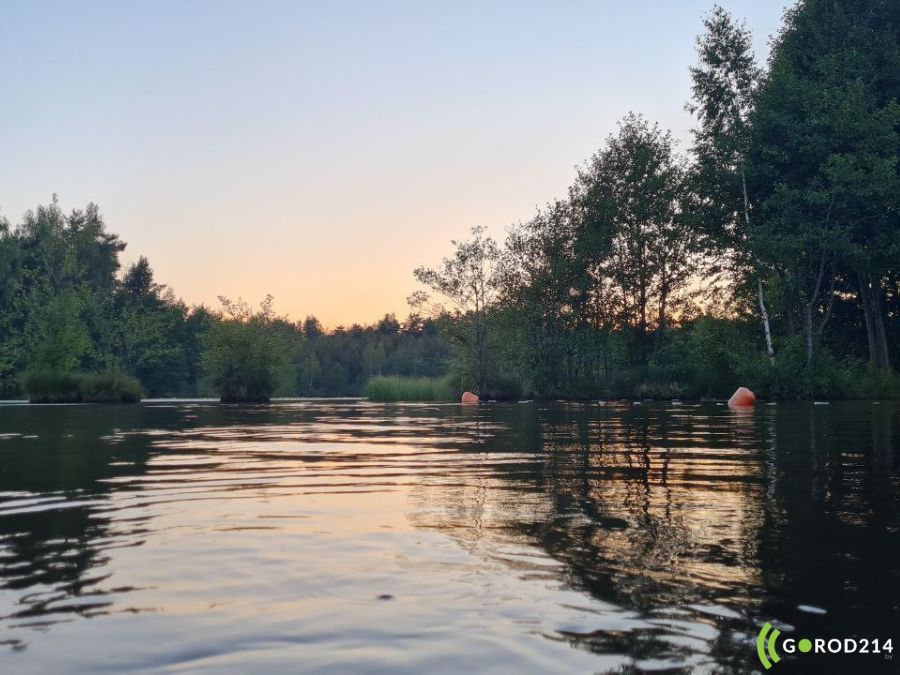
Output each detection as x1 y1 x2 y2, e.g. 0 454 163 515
0 400 898 673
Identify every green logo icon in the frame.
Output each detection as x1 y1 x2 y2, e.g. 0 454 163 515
757 622 782 669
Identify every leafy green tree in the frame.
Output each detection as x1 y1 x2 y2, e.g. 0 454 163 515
750 0 900 368
114 257 190 396
499 200 589 392
574 113 693 363
688 6 775 360
413 225 500 392
0 216 23 395
9 198 125 374
24 289 92 371
123 256 156 296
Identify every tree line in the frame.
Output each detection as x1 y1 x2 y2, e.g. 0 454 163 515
0 198 451 400
1 1 897 402
412 1 899 400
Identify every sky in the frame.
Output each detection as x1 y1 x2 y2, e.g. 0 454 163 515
1 1 787 327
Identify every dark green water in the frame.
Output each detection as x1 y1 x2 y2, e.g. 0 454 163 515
0 400 898 673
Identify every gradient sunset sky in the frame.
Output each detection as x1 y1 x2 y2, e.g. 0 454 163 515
2 1 784 327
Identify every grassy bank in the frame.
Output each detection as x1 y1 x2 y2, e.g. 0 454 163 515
364 376 456 402
23 371 143 403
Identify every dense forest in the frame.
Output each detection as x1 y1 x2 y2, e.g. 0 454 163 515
1 0 898 401
0 201 451 399
412 0 900 400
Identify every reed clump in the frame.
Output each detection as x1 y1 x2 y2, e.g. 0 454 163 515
364 376 455 401
23 371 143 403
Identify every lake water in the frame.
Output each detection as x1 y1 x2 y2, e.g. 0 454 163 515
0 400 898 673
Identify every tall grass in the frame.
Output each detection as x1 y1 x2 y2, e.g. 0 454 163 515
23 371 143 403
79 373 144 403
364 376 455 402
632 380 688 400
23 371 82 403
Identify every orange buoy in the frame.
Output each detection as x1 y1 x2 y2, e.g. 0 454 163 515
728 386 756 408
461 391 479 404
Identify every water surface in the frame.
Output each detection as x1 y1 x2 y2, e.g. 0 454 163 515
1 400 898 673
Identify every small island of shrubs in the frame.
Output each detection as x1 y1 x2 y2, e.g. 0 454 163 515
23 371 143 404
201 296 290 403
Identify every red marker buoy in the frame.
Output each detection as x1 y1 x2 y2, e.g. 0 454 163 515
728 387 756 408
461 391 479 404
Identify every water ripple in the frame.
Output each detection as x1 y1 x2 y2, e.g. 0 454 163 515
0 400 897 673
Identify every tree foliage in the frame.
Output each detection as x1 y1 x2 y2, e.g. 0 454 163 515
201 296 290 402
0 202 453 400
409 0 899 399
1 1 897 403
413 225 500 391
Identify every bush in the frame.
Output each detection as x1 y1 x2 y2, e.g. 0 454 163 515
633 379 688 399
481 373 524 401
79 373 144 403
647 318 752 398
0 358 22 399
607 363 690 400
364 376 455 401
201 298 291 403
23 371 82 403
23 371 143 403
552 377 606 400
851 366 900 399
732 339 900 400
